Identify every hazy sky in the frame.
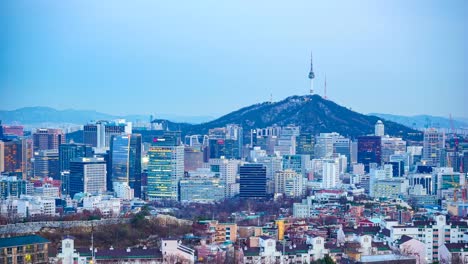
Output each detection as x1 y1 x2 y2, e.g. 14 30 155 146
1 0 467 118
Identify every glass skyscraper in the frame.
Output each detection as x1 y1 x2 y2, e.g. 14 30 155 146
109 134 142 197
147 134 184 200
239 163 267 199
59 143 93 172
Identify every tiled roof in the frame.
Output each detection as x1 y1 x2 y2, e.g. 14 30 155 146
445 243 468 253
76 248 162 259
0 235 50 248
398 235 414 244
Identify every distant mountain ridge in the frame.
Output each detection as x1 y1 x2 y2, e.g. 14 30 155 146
0 107 213 125
1 96 423 140
155 94 421 140
370 113 468 130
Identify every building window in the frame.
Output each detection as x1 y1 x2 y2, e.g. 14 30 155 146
17 246 23 253
17 256 24 264
6 248 13 254
37 244 45 251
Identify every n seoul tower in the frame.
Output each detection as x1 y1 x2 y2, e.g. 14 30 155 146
308 52 315 94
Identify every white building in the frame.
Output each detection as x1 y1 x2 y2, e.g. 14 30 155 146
55 236 87 264
113 182 134 200
371 178 409 199
375 120 385 137
82 194 121 217
322 159 339 188
34 183 60 198
161 239 195 263
389 214 468 263
16 195 56 217
274 170 304 197
209 157 241 198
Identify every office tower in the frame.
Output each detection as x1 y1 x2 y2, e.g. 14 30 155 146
179 177 225 202
109 134 142 197
33 128 65 151
282 154 310 176
83 120 130 150
147 134 184 200
322 159 339 188
274 125 300 156
422 128 445 166
69 157 107 197
239 163 266 199
314 132 346 159
375 120 385 137
256 155 283 180
33 150 60 179
0 141 4 172
296 133 314 156
1 139 32 179
59 143 93 172
0 175 28 199
2 125 24 137
184 147 204 172
333 137 351 168
357 136 382 172
381 136 407 163
83 123 99 147
209 157 240 198
208 124 243 159
274 170 304 197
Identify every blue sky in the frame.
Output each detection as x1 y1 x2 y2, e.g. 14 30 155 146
1 0 467 118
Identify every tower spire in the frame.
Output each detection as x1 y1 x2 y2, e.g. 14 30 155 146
308 51 315 95
324 74 327 99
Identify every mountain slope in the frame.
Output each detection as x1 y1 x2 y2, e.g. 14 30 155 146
370 113 468 130
0 107 212 124
160 95 422 139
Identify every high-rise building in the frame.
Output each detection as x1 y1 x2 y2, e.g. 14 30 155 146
2 125 24 137
33 128 65 151
423 128 445 166
239 163 266 199
322 159 339 188
274 125 300 156
282 154 310 176
109 134 142 197
69 157 107 197
333 137 351 169
59 143 93 172
1 139 32 179
208 124 243 159
184 147 204 172
0 175 29 199
357 136 382 172
179 177 225 202
33 150 60 179
147 134 184 200
274 169 304 197
296 133 314 156
83 120 130 150
209 157 241 198
375 120 385 137
0 141 4 172
314 133 343 159
381 136 406 163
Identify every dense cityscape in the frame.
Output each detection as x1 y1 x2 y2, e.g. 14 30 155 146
2 1 467 264
1 91 468 264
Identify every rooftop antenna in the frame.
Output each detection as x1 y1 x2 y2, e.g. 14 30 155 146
324 74 327 100
308 51 315 95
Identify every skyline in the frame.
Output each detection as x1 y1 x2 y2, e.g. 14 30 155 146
1 0 467 118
